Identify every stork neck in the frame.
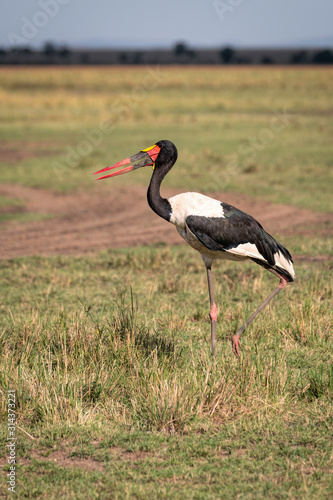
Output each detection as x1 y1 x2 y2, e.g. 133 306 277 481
147 167 172 222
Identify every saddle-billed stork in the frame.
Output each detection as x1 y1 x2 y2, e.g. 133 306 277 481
94 140 295 356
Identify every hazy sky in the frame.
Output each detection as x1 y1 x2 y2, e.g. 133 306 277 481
2 0 333 49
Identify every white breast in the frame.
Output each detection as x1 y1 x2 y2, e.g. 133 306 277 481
169 192 224 228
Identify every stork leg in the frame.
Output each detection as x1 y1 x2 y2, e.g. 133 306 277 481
232 276 289 356
206 266 218 356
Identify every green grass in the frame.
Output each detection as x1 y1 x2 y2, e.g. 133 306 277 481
0 195 53 223
0 67 332 211
0 212 53 223
3 418 333 499
0 67 333 498
0 246 332 498
0 195 22 207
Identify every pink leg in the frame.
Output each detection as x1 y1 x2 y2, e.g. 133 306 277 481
210 303 218 322
232 276 289 356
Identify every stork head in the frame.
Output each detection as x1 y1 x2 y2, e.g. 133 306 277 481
93 140 177 180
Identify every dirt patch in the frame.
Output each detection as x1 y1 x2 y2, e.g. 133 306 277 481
0 449 104 472
0 444 153 472
0 183 332 259
25 451 105 472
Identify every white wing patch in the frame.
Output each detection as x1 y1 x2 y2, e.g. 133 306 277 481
169 192 224 228
274 251 296 279
225 242 266 261
226 243 296 279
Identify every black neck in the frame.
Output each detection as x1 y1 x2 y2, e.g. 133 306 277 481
147 167 172 222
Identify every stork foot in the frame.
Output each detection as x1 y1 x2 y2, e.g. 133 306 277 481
232 335 241 357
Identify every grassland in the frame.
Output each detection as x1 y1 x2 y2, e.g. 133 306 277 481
0 66 332 210
0 66 333 499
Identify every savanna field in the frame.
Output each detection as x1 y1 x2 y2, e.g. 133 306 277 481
0 66 332 499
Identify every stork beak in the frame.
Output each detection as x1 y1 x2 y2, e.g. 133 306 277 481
93 144 161 180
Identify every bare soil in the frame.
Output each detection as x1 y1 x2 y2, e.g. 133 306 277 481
0 183 332 259
0 441 153 473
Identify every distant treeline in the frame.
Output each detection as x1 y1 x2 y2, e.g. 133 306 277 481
1 42 333 65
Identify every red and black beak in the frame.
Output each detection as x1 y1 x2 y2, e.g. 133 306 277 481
93 144 161 180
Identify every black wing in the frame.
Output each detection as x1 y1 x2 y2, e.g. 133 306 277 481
186 202 293 268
